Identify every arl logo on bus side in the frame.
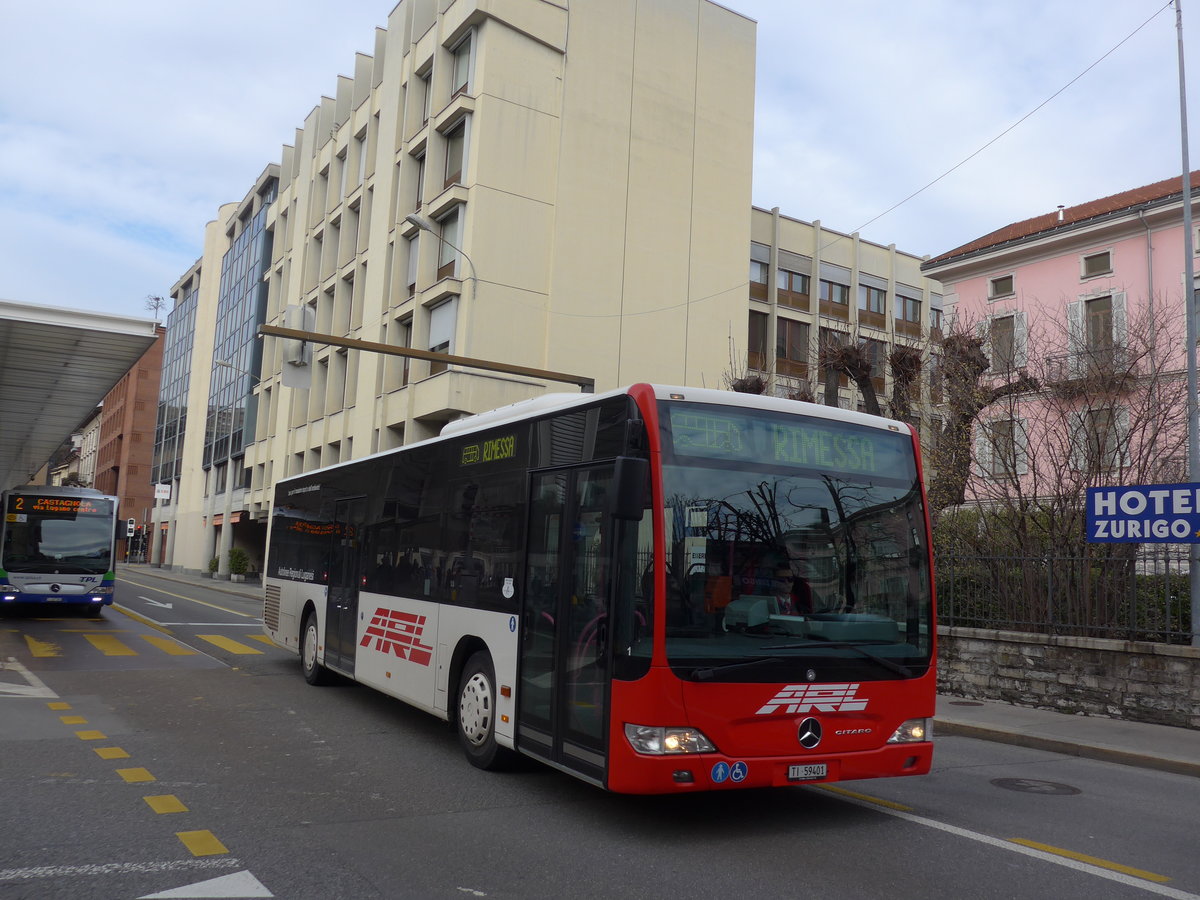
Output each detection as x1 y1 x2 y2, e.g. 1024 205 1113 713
755 683 868 715
360 607 434 666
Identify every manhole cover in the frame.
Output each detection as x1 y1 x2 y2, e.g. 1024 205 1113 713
947 701 984 706
990 778 1081 795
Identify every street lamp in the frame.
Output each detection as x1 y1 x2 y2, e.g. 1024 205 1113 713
213 359 260 578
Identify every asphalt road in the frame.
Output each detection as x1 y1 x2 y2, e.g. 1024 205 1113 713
1 569 1198 900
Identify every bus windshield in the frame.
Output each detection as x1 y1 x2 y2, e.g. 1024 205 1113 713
2 499 115 575
658 402 932 683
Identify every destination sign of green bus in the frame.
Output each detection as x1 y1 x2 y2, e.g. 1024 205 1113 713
461 433 517 467
669 409 903 476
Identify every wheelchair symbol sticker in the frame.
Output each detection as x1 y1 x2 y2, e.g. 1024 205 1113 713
711 761 748 784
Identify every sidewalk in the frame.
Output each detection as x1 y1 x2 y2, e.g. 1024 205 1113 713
121 563 1200 779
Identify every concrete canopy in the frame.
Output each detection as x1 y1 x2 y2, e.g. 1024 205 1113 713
0 299 160 491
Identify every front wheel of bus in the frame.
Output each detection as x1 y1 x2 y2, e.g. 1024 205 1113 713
301 613 333 686
457 652 513 770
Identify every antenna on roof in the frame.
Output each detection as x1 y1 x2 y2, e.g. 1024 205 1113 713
1056 205 1065 222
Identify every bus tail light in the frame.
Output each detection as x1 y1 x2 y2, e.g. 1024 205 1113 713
887 719 930 743
624 724 716 755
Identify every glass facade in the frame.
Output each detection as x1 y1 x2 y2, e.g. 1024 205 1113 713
204 179 277 476
152 278 199 485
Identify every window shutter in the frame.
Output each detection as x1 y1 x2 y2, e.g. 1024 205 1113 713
1015 311 1029 369
974 421 992 477
1067 300 1084 377
1016 418 1029 476
977 320 992 374
1111 292 1127 368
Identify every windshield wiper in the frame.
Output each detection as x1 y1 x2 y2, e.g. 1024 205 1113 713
761 637 915 679
690 656 788 681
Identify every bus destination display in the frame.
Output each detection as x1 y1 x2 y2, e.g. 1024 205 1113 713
669 408 910 477
5 494 111 521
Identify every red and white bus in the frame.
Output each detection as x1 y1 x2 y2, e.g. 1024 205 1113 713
263 384 935 793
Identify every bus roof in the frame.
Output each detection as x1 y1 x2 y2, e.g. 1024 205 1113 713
274 384 913 490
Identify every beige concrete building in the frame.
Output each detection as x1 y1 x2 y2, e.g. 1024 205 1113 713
744 208 944 446
154 0 756 574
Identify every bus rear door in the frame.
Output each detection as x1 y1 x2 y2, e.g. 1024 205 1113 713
325 497 367 676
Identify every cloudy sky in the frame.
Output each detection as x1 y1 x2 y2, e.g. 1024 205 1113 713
0 0 1187 320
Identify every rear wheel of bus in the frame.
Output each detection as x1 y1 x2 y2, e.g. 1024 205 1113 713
457 651 514 770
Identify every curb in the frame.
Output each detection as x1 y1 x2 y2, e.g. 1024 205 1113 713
936 720 1200 780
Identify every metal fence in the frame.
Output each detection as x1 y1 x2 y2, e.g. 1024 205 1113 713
936 551 1194 644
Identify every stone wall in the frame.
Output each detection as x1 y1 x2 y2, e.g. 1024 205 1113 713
937 627 1200 730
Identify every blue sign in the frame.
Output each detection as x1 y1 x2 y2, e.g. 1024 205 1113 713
730 761 748 783
711 762 730 784
1086 483 1200 543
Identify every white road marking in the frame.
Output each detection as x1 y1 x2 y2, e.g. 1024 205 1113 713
0 858 240 882
828 791 1200 899
138 868 272 898
0 657 58 699
140 596 174 609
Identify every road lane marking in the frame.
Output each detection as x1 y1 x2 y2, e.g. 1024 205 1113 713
139 595 173 609
84 635 136 656
94 747 130 760
47 701 71 710
0 858 241 881
176 830 229 857
0 658 57 698
59 715 87 725
144 794 188 814
117 767 156 783
1010 838 1172 883
118 577 256 617
139 869 273 898
823 790 1199 899
23 635 60 657
140 635 197 656
196 635 264 655
75 730 106 740
817 784 914 811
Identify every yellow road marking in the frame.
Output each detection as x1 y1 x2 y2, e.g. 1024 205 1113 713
246 634 275 646
119 577 256 617
1009 838 1171 883
116 767 156 783
140 634 196 655
112 606 173 634
47 702 71 710
24 635 60 657
816 784 915 812
144 794 188 814
94 747 130 760
196 635 263 654
75 730 106 741
176 830 229 856
84 635 136 656
59 715 87 725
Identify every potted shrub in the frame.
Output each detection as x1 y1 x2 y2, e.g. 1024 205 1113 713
205 557 218 577
228 547 249 582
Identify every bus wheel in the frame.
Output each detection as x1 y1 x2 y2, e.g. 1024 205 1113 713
457 651 513 770
301 612 333 686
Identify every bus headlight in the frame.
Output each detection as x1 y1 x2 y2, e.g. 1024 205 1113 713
1 584 20 600
624 724 717 755
887 719 930 743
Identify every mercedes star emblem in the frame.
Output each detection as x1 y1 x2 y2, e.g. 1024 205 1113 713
798 717 822 749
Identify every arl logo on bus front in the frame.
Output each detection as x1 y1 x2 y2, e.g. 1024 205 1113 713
1087 483 1200 543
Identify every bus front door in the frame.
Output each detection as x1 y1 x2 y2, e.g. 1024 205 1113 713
519 467 614 785
325 496 366 676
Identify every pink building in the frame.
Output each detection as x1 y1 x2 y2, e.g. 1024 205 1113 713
922 173 1197 509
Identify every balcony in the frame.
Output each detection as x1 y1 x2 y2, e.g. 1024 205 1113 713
1044 346 1133 394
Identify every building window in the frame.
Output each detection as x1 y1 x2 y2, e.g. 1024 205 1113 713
979 417 1027 478
450 33 473 98
399 316 412 387
991 315 1016 373
1081 250 1112 279
444 120 466 187
406 234 419 294
354 132 368 188
413 154 426 211
988 274 1014 299
418 70 431 125
436 207 462 279
897 294 921 324
778 269 809 294
750 260 768 284
428 298 457 376
748 310 767 369
858 285 886 314
776 317 809 377
930 308 944 331
820 280 849 305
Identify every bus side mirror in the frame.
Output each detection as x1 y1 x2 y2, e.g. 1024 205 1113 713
611 456 649 521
